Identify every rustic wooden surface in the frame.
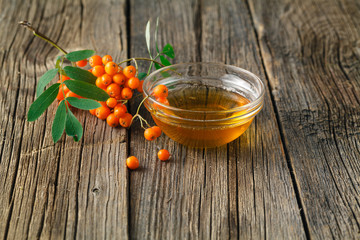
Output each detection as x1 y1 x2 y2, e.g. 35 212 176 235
0 0 359 239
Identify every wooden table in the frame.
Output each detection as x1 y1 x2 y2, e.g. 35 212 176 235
1 0 359 239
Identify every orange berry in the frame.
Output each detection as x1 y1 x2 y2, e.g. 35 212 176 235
102 55 113 65
89 109 96 115
144 128 157 141
123 65 136 78
56 84 70 101
113 103 127 118
101 73 113 86
158 149 170 161
99 101 107 107
104 62 119 75
151 126 162 138
92 65 105 77
60 75 70 81
95 106 111 120
126 156 139 170
106 113 119 127
119 113 133 128
106 83 121 98
127 77 140 89
137 80 144 93
153 84 168 98
66 91 82 98
89 55 102 67
121 87 133 100
76 59 87 67
112 73 126 85
106 97 118 108
96 77 107 89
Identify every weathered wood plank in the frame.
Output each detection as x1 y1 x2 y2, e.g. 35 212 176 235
0 0 129 239
248 0 360 238
128 0 305 239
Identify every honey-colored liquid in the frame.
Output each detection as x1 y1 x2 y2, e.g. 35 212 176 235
150 86 254 148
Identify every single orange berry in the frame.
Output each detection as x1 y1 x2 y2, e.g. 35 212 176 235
76 59 87 67
158 149 170 161
89 55 102 67
112 73 127 85
96 77 107 89
89 109 96 115
144 128 157 141
95 106 111 120
106 83 121 98
151 126 162 138
153 84 168 98
121 87 133 100
56 84 70 101
137 80 144 93
126 156 139 170
60 75 70 81
66 91 82 98
123 65 136 78
106 113 120 127
127 77 140 89
113 103 127 118
104 62 119 75
92 65 105 77
119 113 133 128
106 97 118 108
101 73 113 86
102 55 113 65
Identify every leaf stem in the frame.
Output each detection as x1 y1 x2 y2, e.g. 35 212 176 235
19 21 68 55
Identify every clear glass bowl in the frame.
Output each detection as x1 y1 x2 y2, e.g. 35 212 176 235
143 62 265 148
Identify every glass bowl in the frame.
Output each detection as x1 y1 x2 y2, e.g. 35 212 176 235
143 62 265 148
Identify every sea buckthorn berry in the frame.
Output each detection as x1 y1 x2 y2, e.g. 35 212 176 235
89 109 96 115
106 97 118 108
106 113 120 127
102 55 113 65
106 83 121 98
137 80 144 93
127 77 140 89
104 62 119 75
92 65 105 77
89 55 102 67
119 113 133 128
95 106 111 120
158 149 170 161
56 84 70 101
156 97 170 106
151 126 162 138
114 103 127 118
60 75 70 81
66 91 82 99
101 73 112 86
76 59 87 67
99 101 107 107
113 73 126 85
126 156 139 170
153 85 168 98
123 65 136 78
121 87 133 100
96 77 107 90
144 128 157 141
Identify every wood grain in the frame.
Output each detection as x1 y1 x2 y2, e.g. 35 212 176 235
248 0 360 238
128 0 305 239
0 0 129 239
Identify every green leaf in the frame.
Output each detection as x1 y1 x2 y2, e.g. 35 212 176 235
162 44 175 59
64 80 109 101
138 72 147 80
65 50 95 62
28 83 60 122
155 17 160 54
65 109 83 142
36 68 58 98
154 63 162 70
52 100 66 142
145 20 151 57
160 55 171 66
64 66 96 84
66 97 101 110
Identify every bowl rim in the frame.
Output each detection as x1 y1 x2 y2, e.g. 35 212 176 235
143 62 265 114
